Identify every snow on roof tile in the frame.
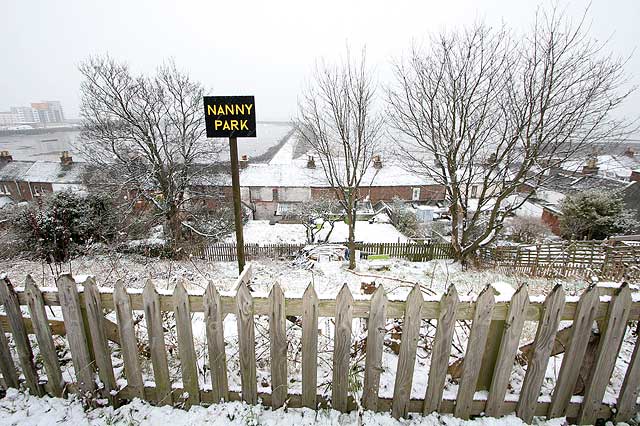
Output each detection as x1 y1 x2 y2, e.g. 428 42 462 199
0 160 35 181
22 160 88 184
239 158 435 187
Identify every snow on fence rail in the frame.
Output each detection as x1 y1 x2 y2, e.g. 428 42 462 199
0 270 639 424
480 240 640 280
192 242 454 262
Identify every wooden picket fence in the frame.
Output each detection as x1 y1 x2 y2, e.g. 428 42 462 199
1 269 640 424
192 242 454 262
479 240 640 280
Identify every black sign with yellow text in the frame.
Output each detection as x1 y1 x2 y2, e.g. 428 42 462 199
203 96 256 138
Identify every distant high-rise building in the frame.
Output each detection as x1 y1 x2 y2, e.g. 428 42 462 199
31 101 65 123
0 112 18 126
10 106 39 124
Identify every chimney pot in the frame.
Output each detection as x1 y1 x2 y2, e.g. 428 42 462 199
0 151 12 163
373 154 383 169
60 151 72 166
624 146 635 158
239 154 249 169
582 156 599 175
307 155 316 169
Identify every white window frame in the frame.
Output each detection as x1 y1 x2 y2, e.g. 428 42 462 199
471 185 478 198
412 187 421 201
0 183 10 195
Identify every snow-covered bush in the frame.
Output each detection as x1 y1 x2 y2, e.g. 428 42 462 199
9 191 117 263
504 217 553 244
560 189 638 240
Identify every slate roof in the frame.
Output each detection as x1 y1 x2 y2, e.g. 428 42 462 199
23 161 88 184
540 172 629 194
0 161 35 181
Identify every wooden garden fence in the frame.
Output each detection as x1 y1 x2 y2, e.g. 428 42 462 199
479 240 640 281
0 268 639 424
192 242 454 262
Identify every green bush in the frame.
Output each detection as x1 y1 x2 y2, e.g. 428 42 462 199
11 191 117 263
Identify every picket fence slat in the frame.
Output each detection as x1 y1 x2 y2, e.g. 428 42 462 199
203 282 229 403
548 285 600 418
392 284 423 419
454 285 495 420
485 283 529 417
113 279 144 399
362 285 387 411
58 274 96 394
302 283 319 409
332 284 353 412
517 285 566 423
143 280 172 405
0 277 41 396
236 280 257 404
578 284 632 425
0 315 18 389
616 321 640 421
424 284 458 414
24 276 63 396
84 277 117 403
269 283 287 409
174 280 200 406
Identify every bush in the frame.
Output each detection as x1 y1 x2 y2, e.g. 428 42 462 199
505 217 552 244
10 191 118 263
559 189 638 240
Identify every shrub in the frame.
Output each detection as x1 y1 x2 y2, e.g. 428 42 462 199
559 189 638 240
10 191 117 263
505 217 553 244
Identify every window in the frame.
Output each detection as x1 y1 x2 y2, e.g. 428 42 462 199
0 183 9 195
412 187 421 201
32 184 46 197
471 185 478 198
272 188 279 201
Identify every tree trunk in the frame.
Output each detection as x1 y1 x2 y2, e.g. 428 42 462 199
348 213 356 270
166 203 182 245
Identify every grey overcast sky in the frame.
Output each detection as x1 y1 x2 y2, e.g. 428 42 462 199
1 0 639 124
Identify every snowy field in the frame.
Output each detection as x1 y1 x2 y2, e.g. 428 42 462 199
0 388 588 426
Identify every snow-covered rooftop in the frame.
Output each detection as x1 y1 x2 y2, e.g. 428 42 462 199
23 160 88 184
239 157 437 188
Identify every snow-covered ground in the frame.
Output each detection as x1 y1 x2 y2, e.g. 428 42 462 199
224 221 308 245
0 388 611 426
317 222 410 244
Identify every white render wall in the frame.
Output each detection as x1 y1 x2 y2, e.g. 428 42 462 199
245 186 311 203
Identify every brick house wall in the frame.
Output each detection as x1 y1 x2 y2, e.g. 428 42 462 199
0 180 53 202
542 208 561 235
310 185 446 203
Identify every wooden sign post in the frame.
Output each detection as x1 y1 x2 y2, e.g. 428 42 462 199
204 96 257 273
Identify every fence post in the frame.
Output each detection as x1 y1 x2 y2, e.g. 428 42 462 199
516 284 565 423
269 283 287 409
392 284 423 419
173 280 200 406
485 284 529 417
454 285 495 420
424 284 458 414
203 282 229 403
332 284 353 412
0 276 42 396
362 285 387 412
236 280 257 404
578 284 632 424
302 283 319 409
142 280 172 405
57 274 96 395
113 280 144 400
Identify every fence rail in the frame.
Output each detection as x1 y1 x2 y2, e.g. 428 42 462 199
0 270 639 423
191 242 454 262
480 240 640 280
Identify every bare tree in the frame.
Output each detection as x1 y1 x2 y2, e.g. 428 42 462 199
78 56 225 246
297 51 384 269
388 8 635 262
284 199 342 243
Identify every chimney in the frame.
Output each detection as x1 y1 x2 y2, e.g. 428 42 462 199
0 151 12 163
307 155 316 169
239 154 249 169
631 169 640 182
582 156 599 175
373 154 383 169
624 146 635 158
60 151 73 166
